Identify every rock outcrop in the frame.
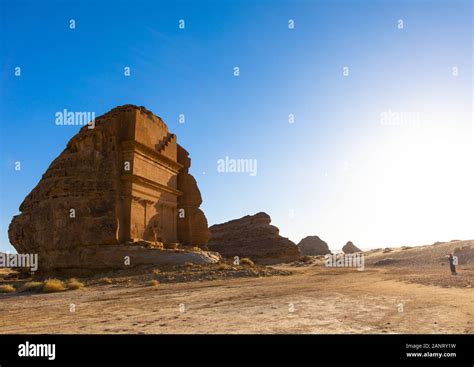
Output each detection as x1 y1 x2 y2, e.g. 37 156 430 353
8 105 213 274
342 241 362 254
177 146 211 247
207 212 300 264
297 236 331 256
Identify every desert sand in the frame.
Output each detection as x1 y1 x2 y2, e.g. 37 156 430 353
0 241 472 334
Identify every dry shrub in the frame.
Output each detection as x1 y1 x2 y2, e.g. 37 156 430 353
152 268 161 275
98 277 113 284
42 279 66 293
240 258 255 267
20 281 43 292
67 278 85 290
0 284 16 293
217 263 232 271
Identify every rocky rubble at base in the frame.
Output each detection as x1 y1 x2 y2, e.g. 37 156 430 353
31 244 221 277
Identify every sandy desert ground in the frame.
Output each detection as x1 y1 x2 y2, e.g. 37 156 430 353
0 240 473 334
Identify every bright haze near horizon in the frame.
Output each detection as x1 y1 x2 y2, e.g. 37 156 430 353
1 0 472 253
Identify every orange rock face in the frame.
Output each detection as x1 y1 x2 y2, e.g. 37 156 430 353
8 105 210 273
208 212 301 264
177 146 211 247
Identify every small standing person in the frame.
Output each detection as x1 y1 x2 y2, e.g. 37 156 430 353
448 253 457 275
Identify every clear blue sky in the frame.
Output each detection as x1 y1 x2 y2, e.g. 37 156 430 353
1 0 472 253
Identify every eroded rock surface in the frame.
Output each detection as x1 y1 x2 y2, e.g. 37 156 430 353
208 212 301 264
297 236 331 256
8 105 211 274
342 241 362 254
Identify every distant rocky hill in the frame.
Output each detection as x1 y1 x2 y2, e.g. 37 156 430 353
297 236 330 256
208 212 301 264
342 241 362 254
364 240 474 267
